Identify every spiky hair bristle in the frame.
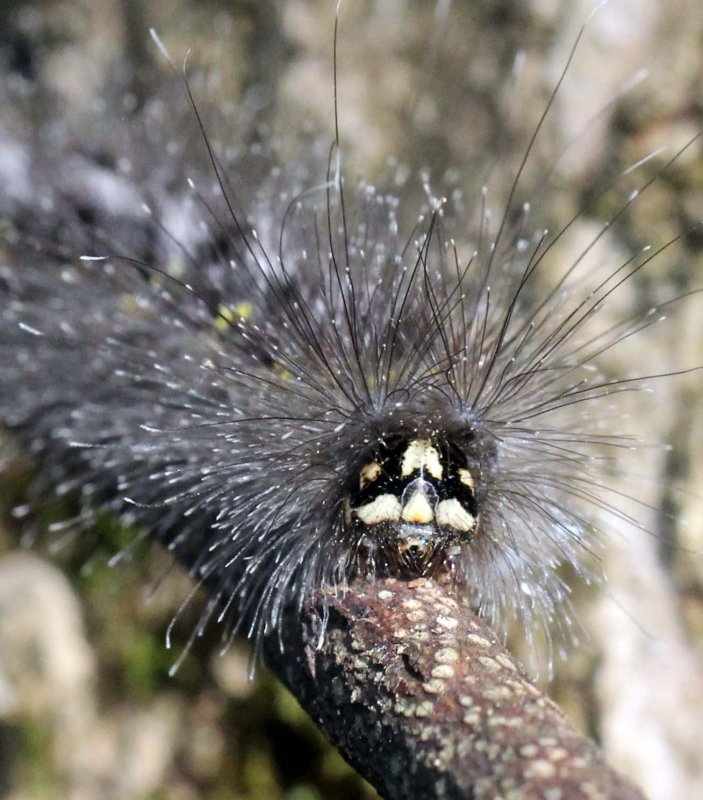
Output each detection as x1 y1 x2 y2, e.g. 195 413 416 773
0 11 697 673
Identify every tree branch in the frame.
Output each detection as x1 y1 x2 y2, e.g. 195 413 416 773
265 576 646 800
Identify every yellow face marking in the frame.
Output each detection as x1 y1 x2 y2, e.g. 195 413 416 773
435 499 475 533
401 488 434 524
360 461 382 490
356 494 402 525
458 468 475 491
400 439 443 480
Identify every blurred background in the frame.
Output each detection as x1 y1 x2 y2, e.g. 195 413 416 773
0 0 703 798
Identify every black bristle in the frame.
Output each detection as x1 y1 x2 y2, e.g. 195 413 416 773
0 5 699 678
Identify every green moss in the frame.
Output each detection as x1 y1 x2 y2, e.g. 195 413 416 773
17 719 57 798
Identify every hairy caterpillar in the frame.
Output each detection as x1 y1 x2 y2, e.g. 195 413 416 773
0 19 651 657
1 1 703 798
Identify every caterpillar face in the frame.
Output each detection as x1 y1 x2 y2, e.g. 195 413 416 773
345 436 479 575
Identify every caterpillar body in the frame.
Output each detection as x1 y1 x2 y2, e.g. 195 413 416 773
1 13 703 800
0 7 698 666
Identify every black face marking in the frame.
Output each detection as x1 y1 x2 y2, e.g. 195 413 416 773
345 436 479 575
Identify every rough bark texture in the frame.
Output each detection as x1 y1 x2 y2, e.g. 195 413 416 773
266 577 646 800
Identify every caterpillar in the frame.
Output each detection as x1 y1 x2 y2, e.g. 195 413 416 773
0 2 702 797
0 22 635 657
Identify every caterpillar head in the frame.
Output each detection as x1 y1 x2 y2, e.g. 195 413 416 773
344 435 481 576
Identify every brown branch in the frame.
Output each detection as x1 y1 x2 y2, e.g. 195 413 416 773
265 576 647 800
